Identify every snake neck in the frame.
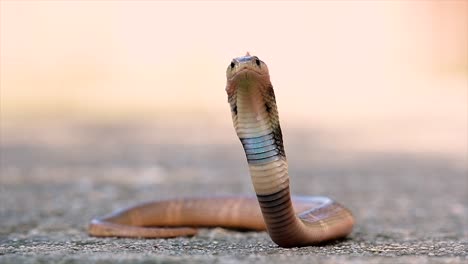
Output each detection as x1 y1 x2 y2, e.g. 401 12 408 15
229 82 303 245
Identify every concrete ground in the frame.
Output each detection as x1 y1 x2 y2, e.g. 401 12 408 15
0 121 466 263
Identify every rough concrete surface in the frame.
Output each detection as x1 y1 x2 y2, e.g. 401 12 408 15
0 122 466 263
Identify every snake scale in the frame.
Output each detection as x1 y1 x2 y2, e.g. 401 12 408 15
88 54 355 247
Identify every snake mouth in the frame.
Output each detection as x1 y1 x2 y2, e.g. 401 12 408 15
229 68 265 82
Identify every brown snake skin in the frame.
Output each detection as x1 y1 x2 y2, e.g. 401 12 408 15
88 54 354 247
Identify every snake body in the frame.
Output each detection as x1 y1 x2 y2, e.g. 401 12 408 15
88 54 354 247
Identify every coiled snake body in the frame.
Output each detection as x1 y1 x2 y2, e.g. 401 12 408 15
88 54 354 247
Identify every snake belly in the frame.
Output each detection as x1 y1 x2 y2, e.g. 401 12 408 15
88 54 354 248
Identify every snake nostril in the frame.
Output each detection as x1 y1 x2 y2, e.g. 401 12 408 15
230 61 236 69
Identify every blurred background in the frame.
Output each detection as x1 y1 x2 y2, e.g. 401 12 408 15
1 1 467 162
1 1 467 174
0 2 467 256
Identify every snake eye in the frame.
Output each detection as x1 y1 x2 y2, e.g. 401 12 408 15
230 61 236 69
255 57 261 67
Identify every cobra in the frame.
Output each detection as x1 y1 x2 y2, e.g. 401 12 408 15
88 54 355 248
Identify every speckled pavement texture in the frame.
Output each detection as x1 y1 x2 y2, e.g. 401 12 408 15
0 122 466 263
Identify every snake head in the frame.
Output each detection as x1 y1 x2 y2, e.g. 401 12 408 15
226 54 269 80
225 54 270 97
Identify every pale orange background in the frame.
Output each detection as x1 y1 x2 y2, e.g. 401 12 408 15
1 1 467 159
